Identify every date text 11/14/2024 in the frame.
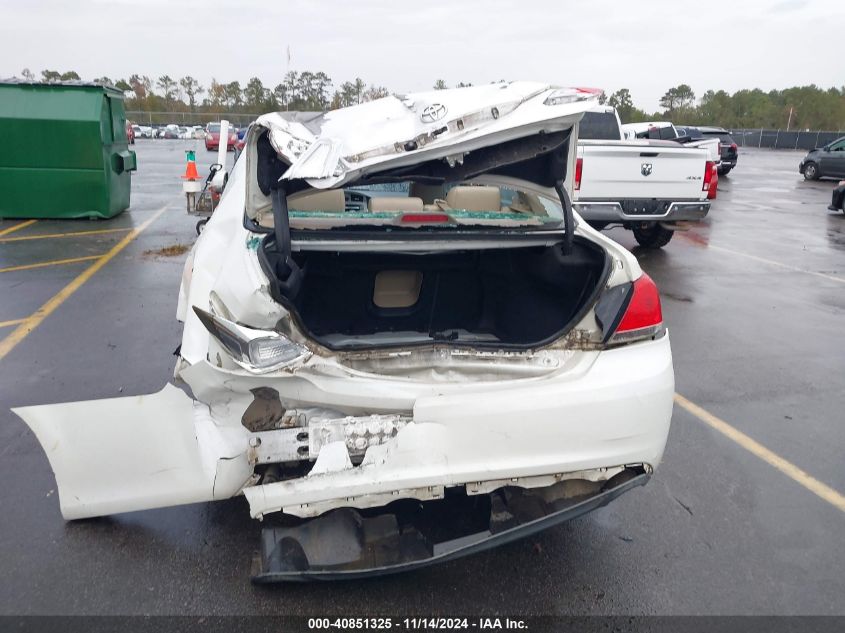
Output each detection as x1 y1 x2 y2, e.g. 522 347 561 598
307 617 528 630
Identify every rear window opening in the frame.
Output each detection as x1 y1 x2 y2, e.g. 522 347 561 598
255 182 566 231
577 111 621 141
259 238 610 351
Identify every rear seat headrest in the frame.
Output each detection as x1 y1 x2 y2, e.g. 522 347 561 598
288 189 346 212
445 186 501 212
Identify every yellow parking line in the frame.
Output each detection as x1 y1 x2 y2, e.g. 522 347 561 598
0 255 101 273
0 318 26 328
674 393 845 513
0 227 132 243
0 219 37 237
0 205 170 362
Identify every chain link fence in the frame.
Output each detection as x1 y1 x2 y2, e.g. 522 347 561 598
126 111 261 126
731 129 845 150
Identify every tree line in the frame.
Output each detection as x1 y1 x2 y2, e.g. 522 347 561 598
602 84 845 130
17 68 845 130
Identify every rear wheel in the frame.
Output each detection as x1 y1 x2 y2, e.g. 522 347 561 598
632 223 674 249
803 162 819 180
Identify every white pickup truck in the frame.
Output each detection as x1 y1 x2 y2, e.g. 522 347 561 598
574 107 717 248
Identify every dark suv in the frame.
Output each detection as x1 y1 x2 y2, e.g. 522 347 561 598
677 126 738 175
799 136 845 181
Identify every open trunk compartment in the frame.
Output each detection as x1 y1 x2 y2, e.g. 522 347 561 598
260 239 609 350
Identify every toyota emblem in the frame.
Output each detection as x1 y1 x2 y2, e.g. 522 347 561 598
421 103 447 123
641 163 653 176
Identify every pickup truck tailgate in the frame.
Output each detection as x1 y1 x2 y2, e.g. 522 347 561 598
576 140 710 201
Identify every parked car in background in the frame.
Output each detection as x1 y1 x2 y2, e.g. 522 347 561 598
178 125 204 140
677 126 738 175
125 121 135 144
130 124 141 142
575 107 715 248
799 136 845 181
829 181 845 212
137 124 153 138
235 127 248 152
205 122 237 151
14 83 674 581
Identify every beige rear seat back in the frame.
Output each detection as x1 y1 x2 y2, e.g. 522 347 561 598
409 182 446 205
368 197 424 212
508 190 547 214
444 186 501 212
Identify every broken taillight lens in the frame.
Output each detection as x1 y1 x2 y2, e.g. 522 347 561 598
193 306 310 372
595 274 664 345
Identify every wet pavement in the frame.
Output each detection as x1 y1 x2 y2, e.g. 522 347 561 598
0 142 843 615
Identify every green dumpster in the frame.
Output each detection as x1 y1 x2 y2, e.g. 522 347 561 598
0 80 137 219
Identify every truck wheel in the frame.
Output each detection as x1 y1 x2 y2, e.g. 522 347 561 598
803 162 819 180
632 224 674 248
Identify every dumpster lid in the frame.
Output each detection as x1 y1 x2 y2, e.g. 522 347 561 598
0 78 125 96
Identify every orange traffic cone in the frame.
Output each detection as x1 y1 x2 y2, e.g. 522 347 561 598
182 150 199 180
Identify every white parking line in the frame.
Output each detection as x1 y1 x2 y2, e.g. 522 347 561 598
708 244 845 284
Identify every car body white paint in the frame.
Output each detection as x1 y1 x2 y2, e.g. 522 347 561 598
13 83 675 522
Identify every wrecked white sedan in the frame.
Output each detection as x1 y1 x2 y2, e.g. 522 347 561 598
14 82 674 580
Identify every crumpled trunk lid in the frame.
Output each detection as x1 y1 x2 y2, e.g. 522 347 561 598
245 82 600 217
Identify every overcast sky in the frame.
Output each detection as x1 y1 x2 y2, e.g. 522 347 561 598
1 0 843 111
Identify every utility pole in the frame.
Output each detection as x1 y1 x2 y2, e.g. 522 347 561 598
786 106 794 132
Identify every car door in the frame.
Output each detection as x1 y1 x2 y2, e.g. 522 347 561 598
819 138 845 177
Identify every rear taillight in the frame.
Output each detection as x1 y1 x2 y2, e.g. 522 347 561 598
702 160 715 191
730 143 737 152
702 161 719 200
703 160 719 199
575 157 583 191
595 273 664 345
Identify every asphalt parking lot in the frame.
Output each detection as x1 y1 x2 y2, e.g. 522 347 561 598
0 141 843 615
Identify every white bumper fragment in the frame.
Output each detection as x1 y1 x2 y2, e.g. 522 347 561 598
13 385 253 520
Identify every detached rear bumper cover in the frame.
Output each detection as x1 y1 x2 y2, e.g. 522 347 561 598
12 385 253 520
12 334 672 522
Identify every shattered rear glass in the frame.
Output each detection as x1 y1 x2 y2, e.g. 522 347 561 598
285 182 562 229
